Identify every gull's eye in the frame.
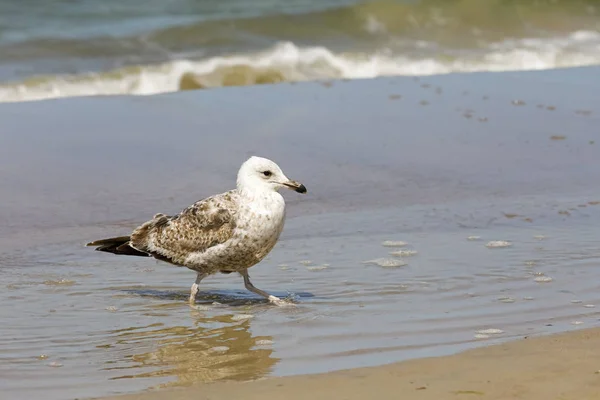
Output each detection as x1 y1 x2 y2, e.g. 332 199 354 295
262 170 272 177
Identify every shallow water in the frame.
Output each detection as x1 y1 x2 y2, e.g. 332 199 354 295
1 68 600 399
3 197 600 399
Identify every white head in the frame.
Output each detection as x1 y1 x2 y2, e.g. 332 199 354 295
236 156 307 195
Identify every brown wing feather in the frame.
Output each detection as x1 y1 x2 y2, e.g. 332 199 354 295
129 191 238 266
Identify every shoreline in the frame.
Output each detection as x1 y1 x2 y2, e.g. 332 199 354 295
2 64 599 400
96 327 600 400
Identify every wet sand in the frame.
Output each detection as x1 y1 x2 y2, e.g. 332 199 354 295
1 66 600 399
98 327 600 400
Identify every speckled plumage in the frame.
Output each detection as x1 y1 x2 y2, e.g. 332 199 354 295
86 156 307 306
129 188 285 273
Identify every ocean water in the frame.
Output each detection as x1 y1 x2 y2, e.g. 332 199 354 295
1 0 600 102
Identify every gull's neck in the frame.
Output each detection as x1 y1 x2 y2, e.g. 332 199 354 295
237 183 274 198
237 185 285 213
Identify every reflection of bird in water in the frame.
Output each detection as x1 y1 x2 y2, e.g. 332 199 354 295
86 156 307 306
105 314 278 387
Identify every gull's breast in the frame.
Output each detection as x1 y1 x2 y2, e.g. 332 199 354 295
235 195 286 261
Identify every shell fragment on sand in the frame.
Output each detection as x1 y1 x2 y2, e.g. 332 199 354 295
307 264 329 271
476 328 504 335
381 240 408 247
485 240 511 248
363 258 407 268
389 249 418 257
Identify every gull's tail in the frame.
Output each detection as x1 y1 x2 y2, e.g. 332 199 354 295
86 236 150 257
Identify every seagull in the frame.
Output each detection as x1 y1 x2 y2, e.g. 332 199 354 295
86 156 307 306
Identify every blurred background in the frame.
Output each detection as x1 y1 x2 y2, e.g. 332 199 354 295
1 0 599 102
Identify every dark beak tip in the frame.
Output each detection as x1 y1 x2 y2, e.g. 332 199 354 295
296 184 307 194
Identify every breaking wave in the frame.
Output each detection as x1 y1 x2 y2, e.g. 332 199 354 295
2 30 600 103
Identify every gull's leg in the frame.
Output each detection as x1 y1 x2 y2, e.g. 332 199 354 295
189 272 207 304
239 269 290 306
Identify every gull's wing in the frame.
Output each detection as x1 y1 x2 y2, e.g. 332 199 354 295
128 191 239 266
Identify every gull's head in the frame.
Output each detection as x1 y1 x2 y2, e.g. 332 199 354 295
237 156 307 195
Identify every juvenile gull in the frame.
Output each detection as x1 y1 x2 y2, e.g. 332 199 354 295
86 156 307 306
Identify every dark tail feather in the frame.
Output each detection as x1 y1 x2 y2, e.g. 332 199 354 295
86 236 150 257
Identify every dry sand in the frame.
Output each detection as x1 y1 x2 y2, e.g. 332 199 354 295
97 328 600 400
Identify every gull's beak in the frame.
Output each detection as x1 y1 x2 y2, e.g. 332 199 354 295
282 180 307 194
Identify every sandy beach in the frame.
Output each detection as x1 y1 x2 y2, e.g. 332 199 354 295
97 327 600 400
1 66 599 400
